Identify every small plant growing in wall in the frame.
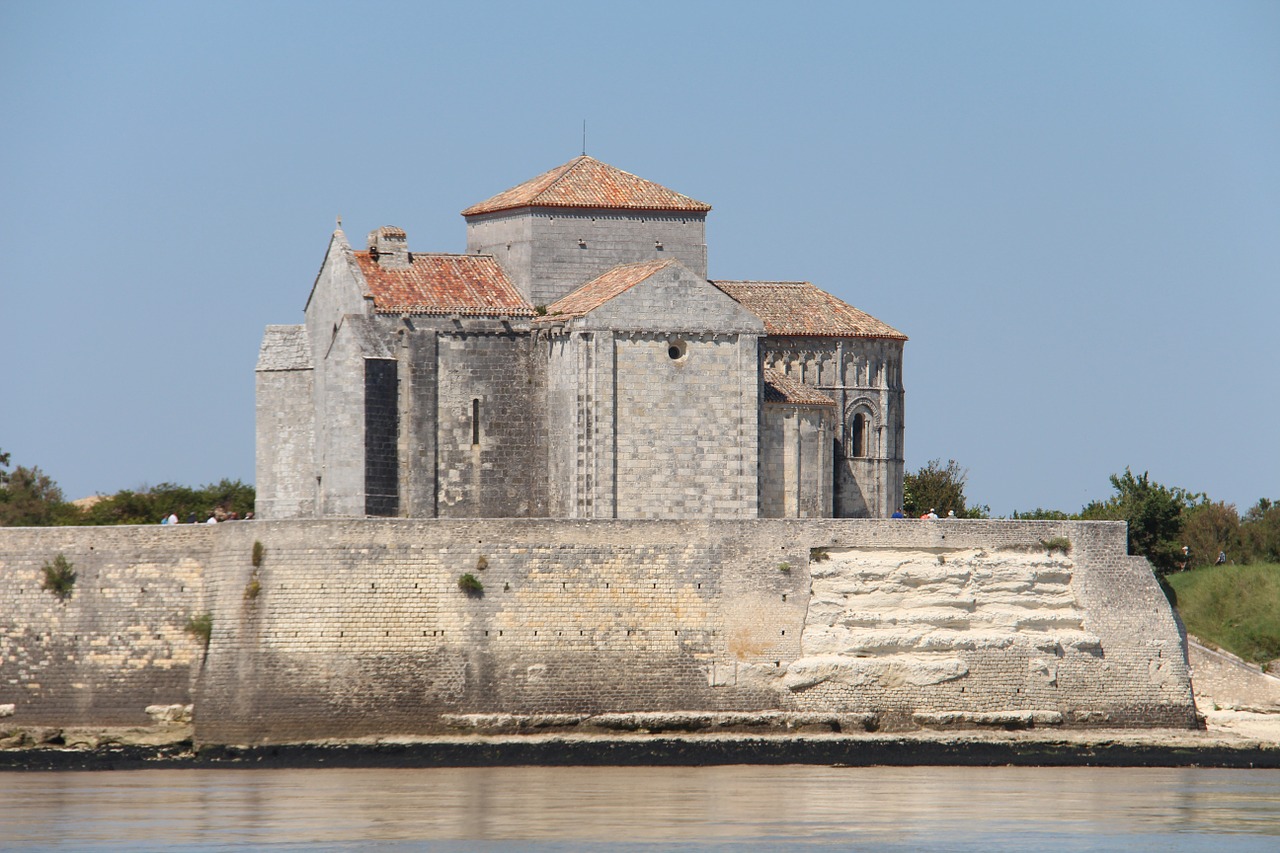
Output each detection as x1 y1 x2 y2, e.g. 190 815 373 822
244 572 262 601
185 612 213 648
458 573 484 597
809 547 830 563
534 304 547 316
778 562 792 574
252 540 265 568
1039 537 1072 556
41 554 76 601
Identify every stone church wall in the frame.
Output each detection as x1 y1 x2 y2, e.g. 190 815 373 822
435 327 547 518
0 520 1196 744
255 355 316 519
613 334 759 518
760 404 835 517
762 336 906 516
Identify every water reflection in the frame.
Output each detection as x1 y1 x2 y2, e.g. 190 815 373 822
3 765 1280 850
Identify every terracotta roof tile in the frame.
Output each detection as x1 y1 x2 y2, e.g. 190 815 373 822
713 281 906 340
762 368 835 406
462 156 712 216
537 259 675 321
354 252 533 317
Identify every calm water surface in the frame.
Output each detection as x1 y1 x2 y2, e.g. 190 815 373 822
2 765 1279 851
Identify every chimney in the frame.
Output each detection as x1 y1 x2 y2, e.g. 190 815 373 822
367 226 410 269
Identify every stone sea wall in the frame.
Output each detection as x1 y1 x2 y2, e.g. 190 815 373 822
0 525 212 726
0 519 1197 744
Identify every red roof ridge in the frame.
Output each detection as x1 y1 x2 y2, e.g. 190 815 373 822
462 156 712 217
762 368 836 406
353 252 534 317
538 258 677 321
714 280 906 340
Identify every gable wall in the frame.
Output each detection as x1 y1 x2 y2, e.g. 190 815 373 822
314 323 372 517
613 333 758 519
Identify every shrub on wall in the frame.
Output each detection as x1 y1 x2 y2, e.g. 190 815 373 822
185 612 213 647
1039 537 1072 556
40 554 76 600
458 573 484 596
252 540 265 568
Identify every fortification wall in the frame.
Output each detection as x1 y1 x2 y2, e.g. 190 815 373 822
193 518 1195 744
0 525 215 726
0 519 1196 744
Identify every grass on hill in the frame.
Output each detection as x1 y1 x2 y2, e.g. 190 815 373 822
1167 563 1280 667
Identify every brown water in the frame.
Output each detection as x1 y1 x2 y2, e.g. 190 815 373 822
2 765 1279 850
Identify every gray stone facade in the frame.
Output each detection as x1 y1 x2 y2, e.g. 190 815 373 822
257 156 908 520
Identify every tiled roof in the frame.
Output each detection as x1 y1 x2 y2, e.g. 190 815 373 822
713 281 906 340
462 156 712 216
538 259 675 321
762 368 835 406
257 325 311 371
354 252 534 316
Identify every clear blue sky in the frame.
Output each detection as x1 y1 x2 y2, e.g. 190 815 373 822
2 0 1277 516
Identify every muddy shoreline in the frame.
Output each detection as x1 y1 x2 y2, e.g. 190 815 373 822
5 727 1280 772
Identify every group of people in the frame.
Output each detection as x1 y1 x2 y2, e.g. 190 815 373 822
159 510 252 525
889 507 956 519
1178 544 1229 571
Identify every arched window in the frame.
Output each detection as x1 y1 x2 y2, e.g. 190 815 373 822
852 412 869 458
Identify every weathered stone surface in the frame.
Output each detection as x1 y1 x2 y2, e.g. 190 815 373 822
0 518 1198 744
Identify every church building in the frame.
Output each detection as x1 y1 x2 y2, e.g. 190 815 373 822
255 156 906 520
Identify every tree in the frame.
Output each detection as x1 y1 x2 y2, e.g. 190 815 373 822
1180 500 1240 568
1080 469 1200 575
903 458 988 518
1240 498 1280 564
0 452 77 527
80 479 255 525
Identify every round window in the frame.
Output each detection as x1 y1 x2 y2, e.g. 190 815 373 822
668 340 687 361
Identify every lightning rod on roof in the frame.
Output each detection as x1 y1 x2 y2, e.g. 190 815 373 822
336 216 343 229
582 120 587 156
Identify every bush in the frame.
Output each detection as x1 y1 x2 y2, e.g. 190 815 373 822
40 554 76 600
778 562 792 574
252 540 265 568
244 574 261 600
1039 537 1072 556
185 612 213 646
458 573 484 596
809 547 830 563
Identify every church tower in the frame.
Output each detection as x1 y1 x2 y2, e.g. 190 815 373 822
462 156 711 307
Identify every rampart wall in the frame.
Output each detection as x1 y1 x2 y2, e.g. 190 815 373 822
0 525 213 726
0 519 1197 745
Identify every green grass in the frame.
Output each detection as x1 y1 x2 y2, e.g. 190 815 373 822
1167 563 1280 665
